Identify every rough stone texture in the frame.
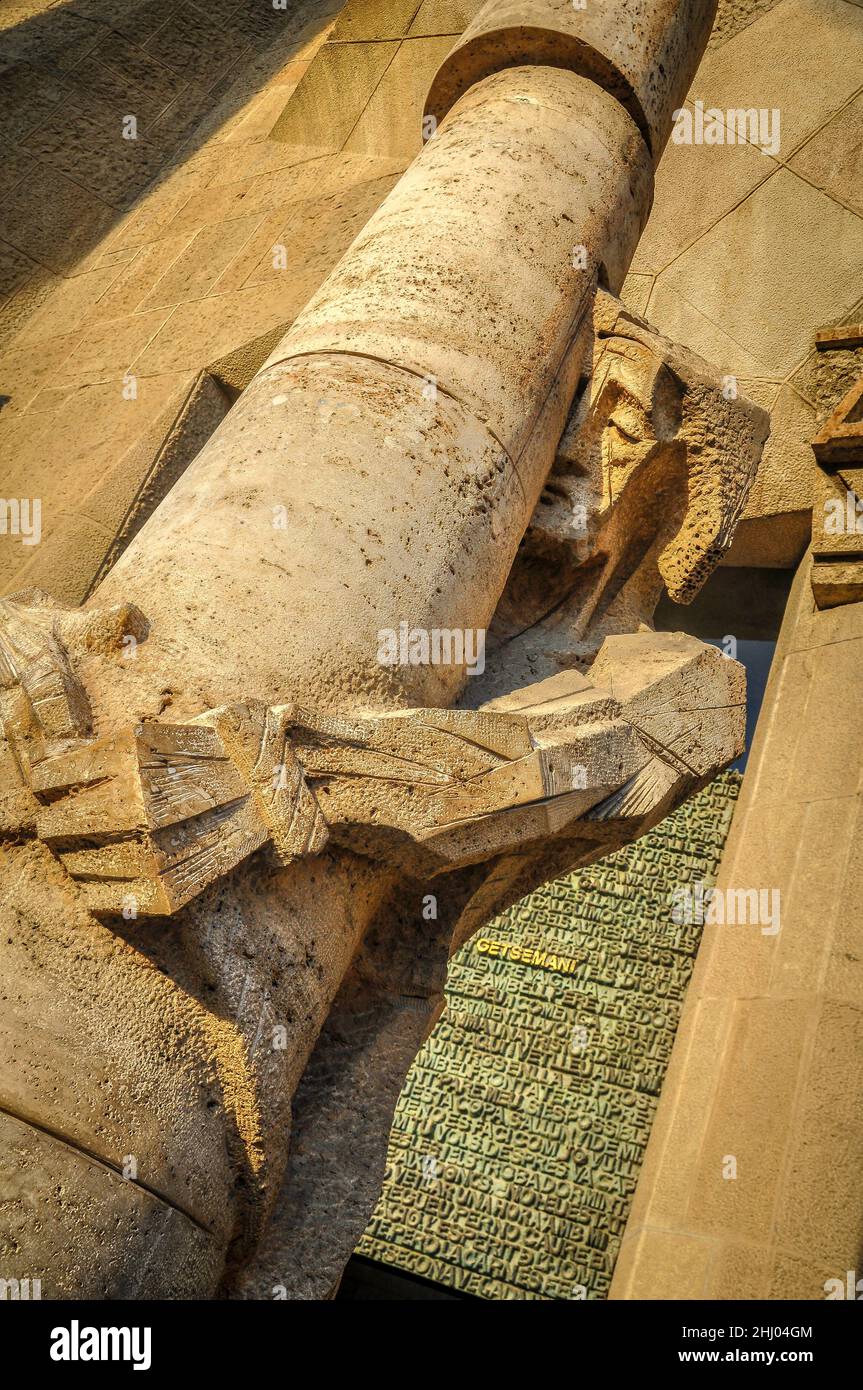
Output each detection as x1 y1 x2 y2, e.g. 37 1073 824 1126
0 4 406 605
2 0 856 1309
469 290 768 701
4 0 859 611
268 0 484 158
789 88 863 219
426 0 718 155
358 773 740 1300
805 326 863 608
86 67 655 719
5 0 857 611
270 37 401 152
0 0 313 225
709 0 780 46
653 172 863 382
0 584 746 919
627 0 863 567
609 553 863 1300
0 1108 224 1300
0 0 756 1301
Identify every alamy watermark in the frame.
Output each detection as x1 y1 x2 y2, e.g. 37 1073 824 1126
672 101 780 156
0 497 40 545
50 1322 151 1370
671 882 781 936
377 623 486 676
823 490 863 535
824 1270 863 1300
0 1276 41 1299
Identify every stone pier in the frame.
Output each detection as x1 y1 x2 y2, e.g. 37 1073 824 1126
610 552 863 1300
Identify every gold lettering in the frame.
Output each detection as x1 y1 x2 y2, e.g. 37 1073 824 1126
472 939 579 976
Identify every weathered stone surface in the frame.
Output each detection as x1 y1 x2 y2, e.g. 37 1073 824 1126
811 375 863 467
2 604 745 916
269 39 400 151
634 0 863 571
610 555 863 1301
0 0 760 1305
806 326 863 608
471 290 768 699
426 0 718 155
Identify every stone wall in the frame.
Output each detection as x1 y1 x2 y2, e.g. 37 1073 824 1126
610 556 863 1300
2 0 860 1302
4 0 862 604
0 0 380 601
623 0 863 567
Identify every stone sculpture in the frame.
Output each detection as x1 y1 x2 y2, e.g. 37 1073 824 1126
0 0 769 1297
810 324 863 608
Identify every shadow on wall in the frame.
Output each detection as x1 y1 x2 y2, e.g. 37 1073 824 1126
655 565 793 771
0 0 341 334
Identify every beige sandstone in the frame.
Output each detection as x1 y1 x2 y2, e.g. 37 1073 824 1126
2 0 862 1308
0 0 771 1300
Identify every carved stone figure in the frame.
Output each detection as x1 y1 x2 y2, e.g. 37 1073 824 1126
0 0 769 1298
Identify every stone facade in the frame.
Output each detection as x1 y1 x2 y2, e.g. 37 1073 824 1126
1 0 862 1303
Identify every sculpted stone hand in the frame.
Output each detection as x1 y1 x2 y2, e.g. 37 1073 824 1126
0 0 768 1299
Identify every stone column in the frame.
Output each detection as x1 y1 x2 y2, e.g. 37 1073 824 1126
88 0 717 723
610 553 863 1300
0 0 722 1299
91 69 653 720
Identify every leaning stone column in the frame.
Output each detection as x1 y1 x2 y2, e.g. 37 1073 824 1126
91 72 652 718
610 553 863 1300
88 0 716 721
